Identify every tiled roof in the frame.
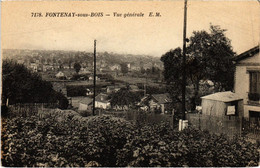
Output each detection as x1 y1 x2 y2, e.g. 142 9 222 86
95 93 110 103
233 45 259 62
79 97 93 105
151 93 172 104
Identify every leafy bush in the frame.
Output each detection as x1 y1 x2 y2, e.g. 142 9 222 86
2 111 135 167
110 88 142 108
66 85 87 97
117 125 259 167
2 110 259 167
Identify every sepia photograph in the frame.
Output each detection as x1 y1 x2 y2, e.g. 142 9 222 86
1 0 260 167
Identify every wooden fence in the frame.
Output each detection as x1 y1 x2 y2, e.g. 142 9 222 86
7 103 57 117
102 110 175 127
186 113 242 138
242 117 260 140
5 104 259 140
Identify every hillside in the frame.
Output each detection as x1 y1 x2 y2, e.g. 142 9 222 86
3 49 163 69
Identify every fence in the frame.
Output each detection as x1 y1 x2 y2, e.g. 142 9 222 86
186 113 242 138
242 117 260 140
7 103 57 117
102 110 175 127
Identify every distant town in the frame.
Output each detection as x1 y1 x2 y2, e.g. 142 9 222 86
1 1 259 165
2 49 167 113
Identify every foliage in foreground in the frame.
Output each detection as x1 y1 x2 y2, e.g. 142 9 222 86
2 110 259 167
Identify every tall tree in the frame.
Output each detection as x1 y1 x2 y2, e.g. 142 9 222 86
74 62 81 74
120 63 128 75
161 25 235 111
110 88 141 109
161 48 183 106
187 25 235 91
2 59 68 109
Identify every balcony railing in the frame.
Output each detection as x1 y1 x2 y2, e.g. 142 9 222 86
248 92 260 101
248 92 260 105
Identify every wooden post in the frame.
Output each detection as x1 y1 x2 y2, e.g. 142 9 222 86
182 0 188 120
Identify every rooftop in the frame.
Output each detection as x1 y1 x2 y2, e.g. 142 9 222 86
151 93 172 104
79 97 93 105
95 93 110 103
233 45 259 62
201 91 243 102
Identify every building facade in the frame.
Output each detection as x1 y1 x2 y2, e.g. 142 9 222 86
234 46 260 119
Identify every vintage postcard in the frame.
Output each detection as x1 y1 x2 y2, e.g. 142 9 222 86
1 0 260 167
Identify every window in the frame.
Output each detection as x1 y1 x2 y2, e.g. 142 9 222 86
249 71 260 94
249 111 260 124
226 101 238 116
249 71 260 101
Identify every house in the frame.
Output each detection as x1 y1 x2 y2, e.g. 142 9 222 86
110 64 121 71
30 63 38 72
79 68 91 75
201 91 243 117
55 71 66 79
100 67 111 73
43 64 54 71
95 93 111 109
100 60 107 68
113 104 129 111
71 96 91 108
89 76 100 81
234 46 260 120
63 64 70 69
131 65 141 71
139 93 172 114
137 95 150 111
106 85 121 94
129 85 140 92
143 62 153 70
35 59 40 64
86 88 94 96
127 63 131 69
150 93 172 114
78 97 93 111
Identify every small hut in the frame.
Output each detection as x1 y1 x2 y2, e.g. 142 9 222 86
78 97 93 111
201 91 243 117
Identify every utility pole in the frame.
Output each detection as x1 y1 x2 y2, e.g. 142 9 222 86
92 40 96 116
182 0 188 120
144 77 147 96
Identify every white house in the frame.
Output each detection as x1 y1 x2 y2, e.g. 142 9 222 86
55 71 65 78
110 64 121 71
89 76 100 81
95 93 111 109
234 45 260 120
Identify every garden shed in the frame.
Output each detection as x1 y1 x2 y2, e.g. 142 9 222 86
201 91 244 117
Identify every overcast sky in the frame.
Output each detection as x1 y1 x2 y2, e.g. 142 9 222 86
1 1 259 57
